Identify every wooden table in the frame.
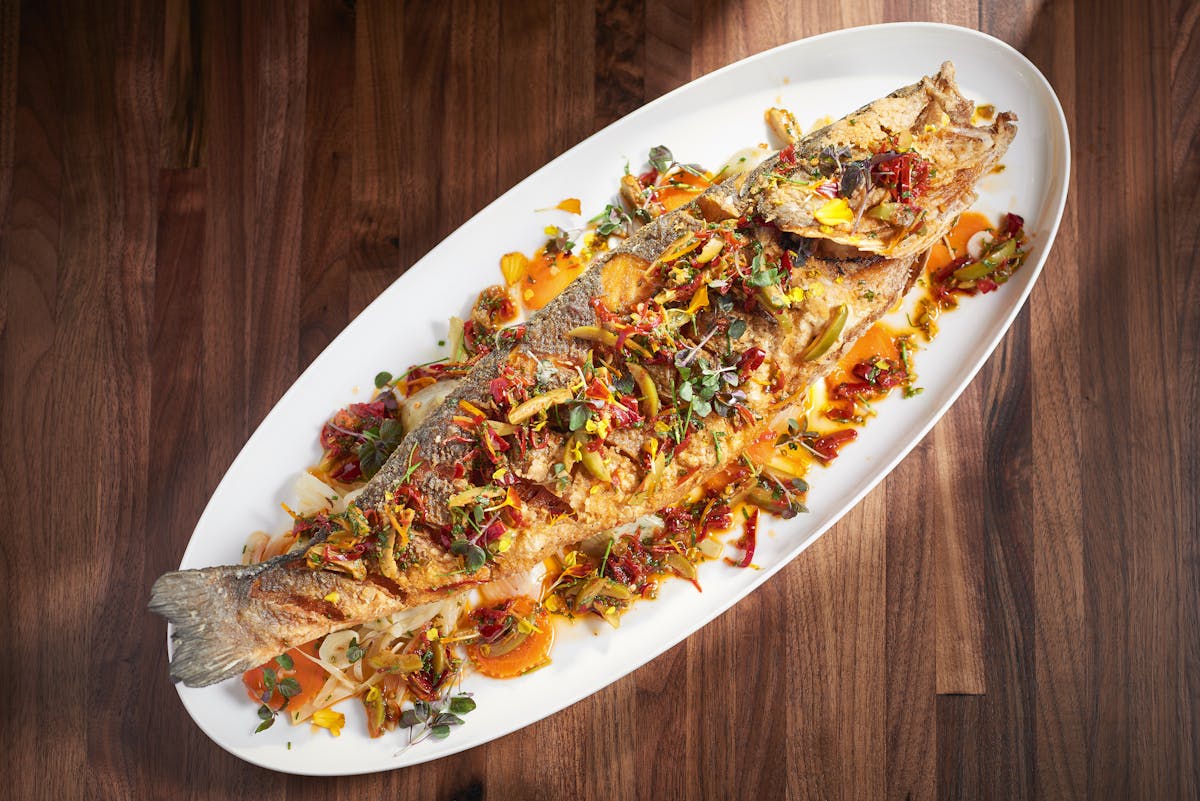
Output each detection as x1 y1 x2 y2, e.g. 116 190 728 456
2 1 1196 799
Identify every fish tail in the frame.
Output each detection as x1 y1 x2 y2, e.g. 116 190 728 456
149 565 262 687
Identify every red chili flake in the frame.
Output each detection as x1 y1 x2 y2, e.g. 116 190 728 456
810 429 857 462
976 277 999 294
737 347 766 379
1003 213 1024 237
481 519 507 543
661 506 695 536
703 503 733 536
725 508 758 568
779 144 797 165
638 168 658 186
873 152 930 206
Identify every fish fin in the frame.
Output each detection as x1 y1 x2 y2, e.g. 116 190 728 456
149 565 264 687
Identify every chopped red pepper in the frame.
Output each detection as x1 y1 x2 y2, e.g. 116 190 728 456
725 508 758 568
809 429 857 462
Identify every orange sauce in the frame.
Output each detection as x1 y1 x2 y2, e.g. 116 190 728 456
517 247 585 311
825 322 901 392
926 210 991 275
655 170 712 212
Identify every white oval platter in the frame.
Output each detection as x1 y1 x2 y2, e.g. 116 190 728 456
169 22 1070 775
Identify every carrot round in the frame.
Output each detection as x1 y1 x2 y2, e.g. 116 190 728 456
467 596 555 679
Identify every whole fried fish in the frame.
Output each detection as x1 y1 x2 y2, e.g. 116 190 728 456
151 62 1015 688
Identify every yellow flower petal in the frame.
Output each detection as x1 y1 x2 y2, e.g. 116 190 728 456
814 198 853 226
311 708 345 737
556 197 582 214
685 283 710 316
500 252 529 286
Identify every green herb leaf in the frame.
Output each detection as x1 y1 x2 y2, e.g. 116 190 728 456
451 540 488 573
255 717 276 733
275 653 294 670
729 319 747 340
277 678 301 698
257 704 275 721
430 724 452 739
374 371 393 388
347 637 364 664
648 145 674 174
568 404 590 431
448 695 477 715
262 667 277 692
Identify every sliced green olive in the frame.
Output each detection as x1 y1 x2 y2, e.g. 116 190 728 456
954 238 1018 280
507 386 574 424
638 445 666 494
987 238 1017 264
746 486 788 515
563 431 584 473
665 552 697 580
694 237 725 264
951 260 992 281
800 303 849 361
568 325 652 358
627 363 660 418
367 652 423 675
654 231 701 265
573 576 607 610
363 691 386 733
485 419 519 436
757 283 791 311
866 202 898 221
430 641 446 677
482 629 529 657
574 576 633 611
580 446 612 483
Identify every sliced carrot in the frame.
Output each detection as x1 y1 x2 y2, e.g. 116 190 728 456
655 170 712 212
242 640 326 711
467 597 555 679
517 248 585 311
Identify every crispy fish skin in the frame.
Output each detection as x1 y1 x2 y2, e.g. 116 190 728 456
150 62 1014 688
750 62 1016 260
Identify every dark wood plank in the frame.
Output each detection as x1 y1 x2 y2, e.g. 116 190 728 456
86 2 162 797
1170 3 1200 799
0 2 67 798
299 0 353 364
0 0 18 216
161 0 207 167
594 0 645 128
885 446 937 801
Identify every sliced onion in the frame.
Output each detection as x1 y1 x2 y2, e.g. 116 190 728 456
400 379 460 432
318 629 360 669
293 471 338 516
967 230 994 260
715 145 771 181
333 485 366 514
478 566 545 606
242 531 270 565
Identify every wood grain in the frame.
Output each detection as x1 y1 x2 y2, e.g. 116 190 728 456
1 1 1198 799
